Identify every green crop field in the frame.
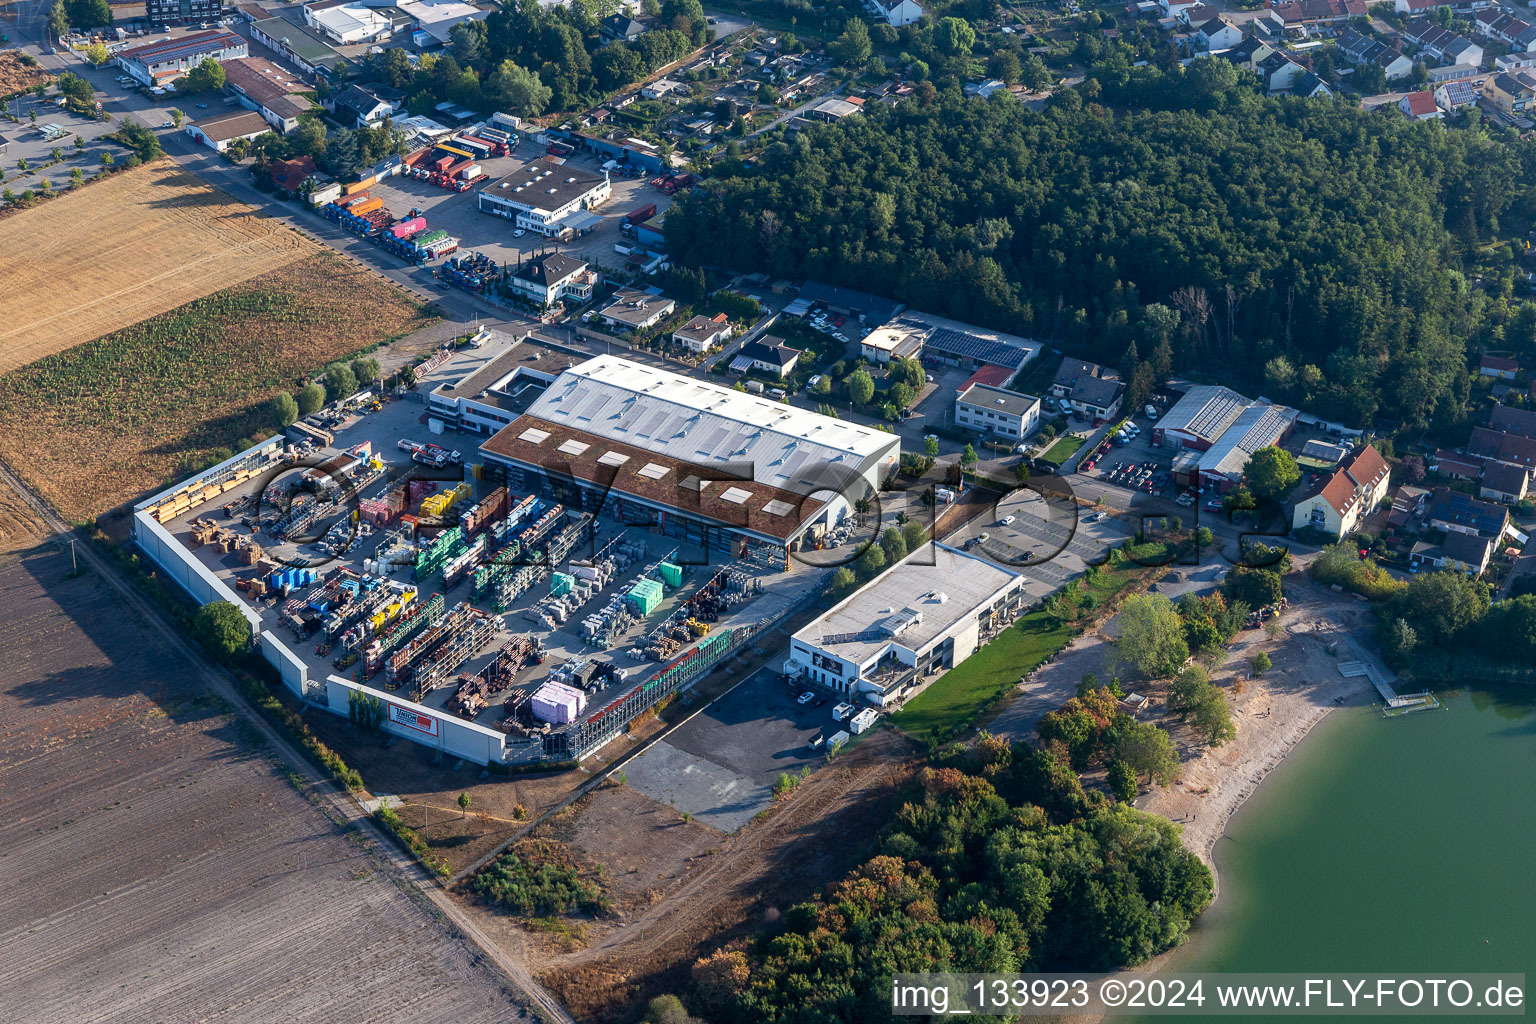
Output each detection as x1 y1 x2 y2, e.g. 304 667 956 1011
0 252 434 521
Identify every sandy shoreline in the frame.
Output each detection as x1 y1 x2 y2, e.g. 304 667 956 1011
1134 580 1388 888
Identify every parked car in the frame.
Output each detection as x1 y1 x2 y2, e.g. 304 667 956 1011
797 691 815 705
999 514 1015 526
1206 498 1224 511
807 375 821 389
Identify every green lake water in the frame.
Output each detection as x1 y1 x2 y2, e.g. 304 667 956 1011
1160 686 1536 1017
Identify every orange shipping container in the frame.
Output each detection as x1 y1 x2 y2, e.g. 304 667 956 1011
347 196 385 216
343 176 377 196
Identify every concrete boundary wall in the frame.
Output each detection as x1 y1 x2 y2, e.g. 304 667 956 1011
133 434 285 512
324 675 509 764
261 630 311 699
132 510 262 637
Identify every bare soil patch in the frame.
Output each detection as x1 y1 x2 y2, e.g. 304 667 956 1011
0 542 523 1022
0 250 433 520
462 731 920 1021
0 159 319 375
0 477 47 553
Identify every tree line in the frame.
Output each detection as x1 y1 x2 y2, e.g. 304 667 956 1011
684 738 1212 1021
666 75 1536 434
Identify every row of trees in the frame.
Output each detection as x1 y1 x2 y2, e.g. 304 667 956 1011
687 741 1212 1020
666 72 1536 433
268 359 380 427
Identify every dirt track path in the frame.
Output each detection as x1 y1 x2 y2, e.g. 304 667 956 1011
544 733 911 983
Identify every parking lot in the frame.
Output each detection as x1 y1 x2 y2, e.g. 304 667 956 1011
364 141 674 282
620 665 840 832
946 488 1137 603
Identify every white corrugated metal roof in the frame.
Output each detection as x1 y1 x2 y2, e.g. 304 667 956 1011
524 355 897 493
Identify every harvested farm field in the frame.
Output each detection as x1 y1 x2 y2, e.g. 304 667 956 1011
0 159 321 376
0 50 52 97
0 538 528 1024
0 251 434 521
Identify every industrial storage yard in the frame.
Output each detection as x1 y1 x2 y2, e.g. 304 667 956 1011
0 159 322 374
0 500 527 1024
137 333 834 775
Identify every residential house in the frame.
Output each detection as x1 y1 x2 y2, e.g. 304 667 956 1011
1434 79 1482 109
1489 403 1536 438
1482 71 1535 113
1159 0 1203 18
1048 358 1124 418
1399 90 1444 119
1385 483 1429 531
1477 10 1536 53
955 384 1042 440
1271 0 1367 27
1432 448 1483 480
1195 15 1244 50
807 96 863 121
1257 50 1308 93
738 337 802 377
672 314 733 354
327 84 397 128
1479 354 1520 379
1338 30 1415 81
1467 425 1536 472
269 155 315 194
1290 443 1391 540
600 13 645 42
1397 0 1494 13
184 110 271 152
508 253 595 308
1425 486 1510 538
1294 71 1334 97
1440 532 1495 575
1479 461 1529 503
221 56 313 134
1219 35 1275 72
1180 3 1221 26
1403 19 1484 67
598 289 675 332
1410 532 1495 575
865 0 924 26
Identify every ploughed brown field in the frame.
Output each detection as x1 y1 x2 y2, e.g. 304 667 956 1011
0 509 523 1023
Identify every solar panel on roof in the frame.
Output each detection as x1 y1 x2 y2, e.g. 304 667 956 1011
519 427 550 444
762 499 795 517
558 439 590 456
721 486 753 504
637 462 669 480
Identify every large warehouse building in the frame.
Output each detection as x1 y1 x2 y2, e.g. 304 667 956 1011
786 543 1026 706
479 355 901 567
478 159 612 237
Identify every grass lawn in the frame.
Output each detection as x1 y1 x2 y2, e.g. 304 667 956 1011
890 545 1164 744
1039 434 1086 467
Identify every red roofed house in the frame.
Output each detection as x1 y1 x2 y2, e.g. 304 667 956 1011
1291 443 1391 540
1398 90 1443 119
1432 448 1483 481
1480 354 1520 379
270 155 315 194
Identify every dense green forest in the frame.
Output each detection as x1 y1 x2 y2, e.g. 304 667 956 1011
667 73 1536 431
689 740 1212 1022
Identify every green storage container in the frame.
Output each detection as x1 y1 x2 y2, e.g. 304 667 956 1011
627 579 663 616
551 571 574 597
658 561 683 588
